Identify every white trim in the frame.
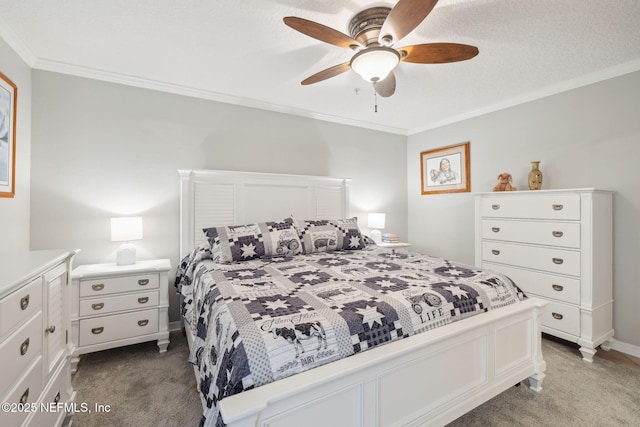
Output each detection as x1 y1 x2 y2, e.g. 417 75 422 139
31 59 408 135
408 59 640 135
0 15 37 66
4 25 638 137
609 339 640 359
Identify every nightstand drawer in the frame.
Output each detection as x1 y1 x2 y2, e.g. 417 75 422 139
0 312 42 395
79 291 159 317
0 277 42 338
483 262 580 305
482 194 580 220
482 220 580 248
482 241 580 276
542 301 580 336
79 273 159 297
79 309 159 346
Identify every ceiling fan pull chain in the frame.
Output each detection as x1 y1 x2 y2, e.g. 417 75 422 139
373 84 378 113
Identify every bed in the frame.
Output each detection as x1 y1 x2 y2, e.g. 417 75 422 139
177 169 547 427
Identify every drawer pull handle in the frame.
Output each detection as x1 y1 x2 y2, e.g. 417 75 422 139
491 249 500 255
552 312 563 320
92 284 105 291
20 388 29 405
92 327 104 335
20 338 30 356
53 391 61 404
45 325 56 334
552 231 564 237
92 303 104 310
138 279 149 286
138 319 149 327
552 258 564 265
491 204 500 210
20 294 30 310
552 284 564 292
138 297 149 304
491 227 500 232
552 204 564 211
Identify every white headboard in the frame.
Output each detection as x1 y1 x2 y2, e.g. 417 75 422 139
178 170 352 257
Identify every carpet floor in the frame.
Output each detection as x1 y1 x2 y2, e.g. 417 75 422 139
71 331 640 427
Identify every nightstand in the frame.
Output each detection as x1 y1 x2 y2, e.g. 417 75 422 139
377 242 411 253
70 259 171 373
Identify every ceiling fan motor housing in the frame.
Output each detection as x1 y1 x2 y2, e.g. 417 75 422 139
348 7 391 47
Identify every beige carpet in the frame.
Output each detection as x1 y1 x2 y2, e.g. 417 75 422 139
71 331 640 427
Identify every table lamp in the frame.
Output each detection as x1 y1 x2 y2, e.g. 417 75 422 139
367 212 385 244
111 217 143 265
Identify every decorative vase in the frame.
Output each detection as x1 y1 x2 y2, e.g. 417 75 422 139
528 161 543 190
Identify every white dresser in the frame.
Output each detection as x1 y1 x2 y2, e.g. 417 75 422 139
0 250 77 427
70 259 171 372
474 189 613 362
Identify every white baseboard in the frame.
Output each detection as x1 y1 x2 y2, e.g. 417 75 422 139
169 320 183 332
609 339 640 358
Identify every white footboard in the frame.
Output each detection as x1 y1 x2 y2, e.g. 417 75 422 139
186 297 546 427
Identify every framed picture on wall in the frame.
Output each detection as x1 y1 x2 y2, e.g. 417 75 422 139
420 142 470 195
0 71 17 198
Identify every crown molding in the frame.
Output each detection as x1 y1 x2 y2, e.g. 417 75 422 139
407 59 640 135
31 58 408 136
0 15 37 66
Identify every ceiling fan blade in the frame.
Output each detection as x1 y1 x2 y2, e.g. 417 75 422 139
374 72 396 97
301 62 351 85
399 43 479 63
379 0 439 46
284 17 363 50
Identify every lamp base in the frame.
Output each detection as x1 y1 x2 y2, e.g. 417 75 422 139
370 229 382 244
116 243 136 266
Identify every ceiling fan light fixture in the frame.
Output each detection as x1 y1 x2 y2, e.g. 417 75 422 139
350 46 400 83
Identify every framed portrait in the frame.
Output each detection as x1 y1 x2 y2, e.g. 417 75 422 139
0 71 17 198
420 142 470 195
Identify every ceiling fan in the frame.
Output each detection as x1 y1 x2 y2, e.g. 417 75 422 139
284 0 479 97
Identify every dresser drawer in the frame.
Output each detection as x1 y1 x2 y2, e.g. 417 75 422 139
79 309 158 347
481 194 580 220
79 291 159 317
482 241 580 276
29 359 72 427
482 219 580 249
0 312 43 394
79 273 159 297
482 262 580 305
0 357 43 427
0 277 42 338
542 301 580 336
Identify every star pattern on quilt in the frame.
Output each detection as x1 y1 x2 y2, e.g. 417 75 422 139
356 305 385 328
240 243 257 258
363 276 409 293
365 261 401 272
434 263 476 278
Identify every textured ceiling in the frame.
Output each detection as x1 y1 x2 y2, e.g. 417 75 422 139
1 0 640 134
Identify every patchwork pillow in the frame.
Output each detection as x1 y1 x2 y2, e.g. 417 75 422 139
203 218 302 263
294 217 366 254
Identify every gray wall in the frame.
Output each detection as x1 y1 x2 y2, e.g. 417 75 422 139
0 37 31 255
29 71 408 323
407 70 640 351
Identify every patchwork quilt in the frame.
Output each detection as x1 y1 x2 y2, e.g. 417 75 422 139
175 245 526 427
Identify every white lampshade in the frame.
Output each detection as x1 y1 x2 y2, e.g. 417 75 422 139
368 212 386 244
111 217 143 242
111 217 143 265
350 47 400 83
367 213 386 230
